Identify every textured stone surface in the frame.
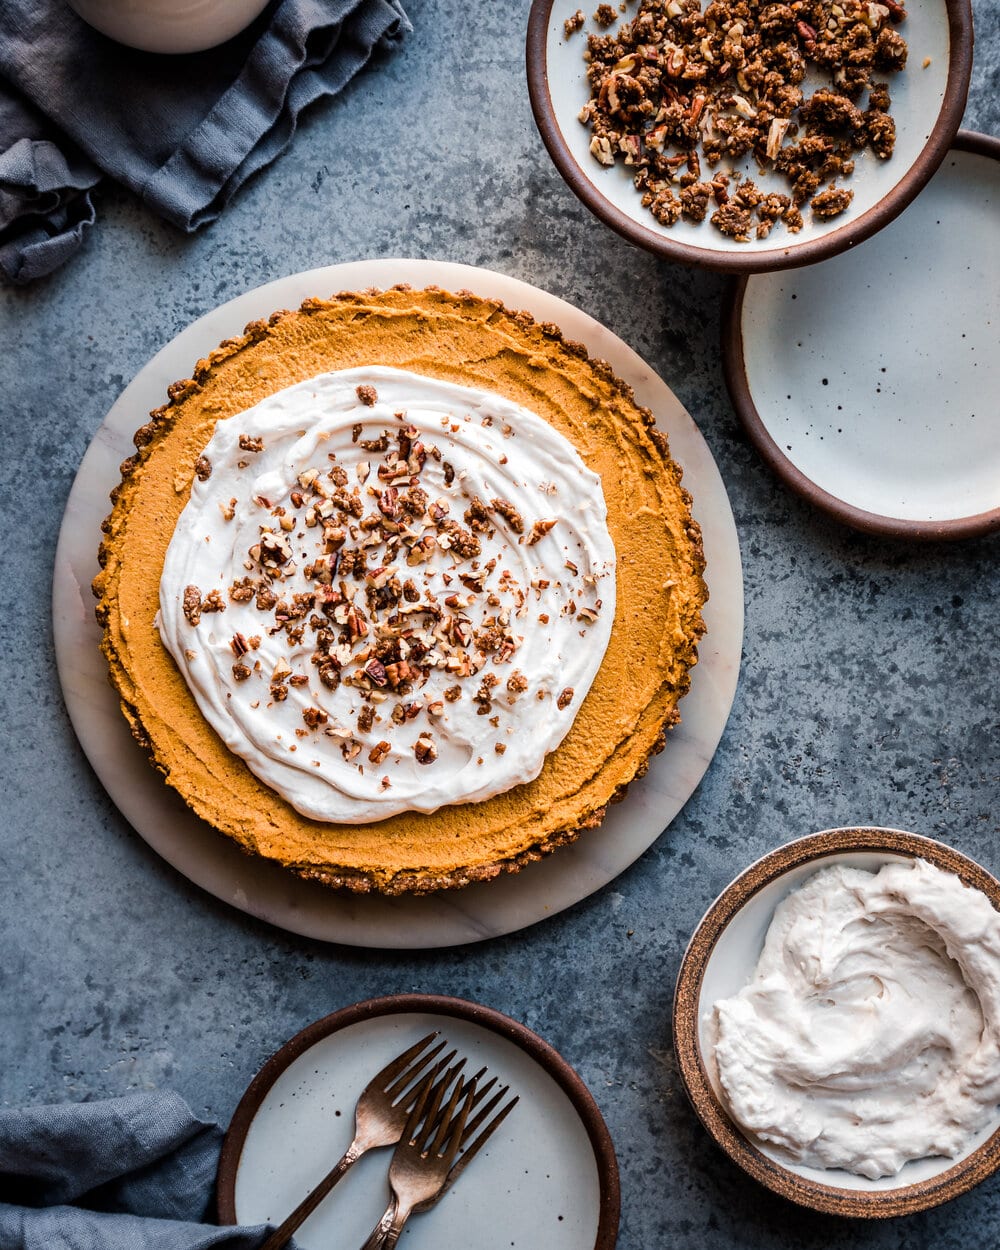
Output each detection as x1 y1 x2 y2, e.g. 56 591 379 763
1 1 998 1246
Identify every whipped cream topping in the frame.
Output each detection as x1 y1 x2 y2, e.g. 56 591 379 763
711 859 1000 1179
158 367 616 823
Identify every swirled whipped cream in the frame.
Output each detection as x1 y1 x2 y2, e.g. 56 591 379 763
711 859 1000 1179
158 367 616 823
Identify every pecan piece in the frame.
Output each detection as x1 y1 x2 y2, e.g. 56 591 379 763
526 519 558 546
368 740 391 765
414 734 438 765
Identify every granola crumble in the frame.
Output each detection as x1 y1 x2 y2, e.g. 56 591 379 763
356 384 378 406
565 8 586 35
577 0 908 241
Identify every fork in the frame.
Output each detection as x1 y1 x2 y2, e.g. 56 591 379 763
359 1065 519 1249
258 1031 449 1250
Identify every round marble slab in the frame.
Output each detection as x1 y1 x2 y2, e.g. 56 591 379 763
723 132 1000 538
53 258 743 949
216 995 619 1249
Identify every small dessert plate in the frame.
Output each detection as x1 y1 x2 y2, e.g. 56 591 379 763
723 132 1000 538
673 827 1000 1216
216 995 619 1249
527 0 973 272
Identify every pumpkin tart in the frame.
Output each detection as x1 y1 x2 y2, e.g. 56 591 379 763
94 286 707 893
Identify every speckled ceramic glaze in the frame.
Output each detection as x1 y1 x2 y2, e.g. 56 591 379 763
216 995 619 1249
673 828 1000 1217
527 0 973 272
723 132 1000 537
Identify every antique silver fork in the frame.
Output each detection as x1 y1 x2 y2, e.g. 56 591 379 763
359 1063 519 1249
259 1031 449 1250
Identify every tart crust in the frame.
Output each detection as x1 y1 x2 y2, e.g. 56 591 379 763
94 286 707 894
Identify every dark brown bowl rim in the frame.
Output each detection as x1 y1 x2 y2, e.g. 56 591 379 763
672 827 1000 1218
720 130 1000 539
525 0 974 274
216 992 620 1247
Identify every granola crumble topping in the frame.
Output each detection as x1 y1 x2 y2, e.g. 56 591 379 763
577 0 907 240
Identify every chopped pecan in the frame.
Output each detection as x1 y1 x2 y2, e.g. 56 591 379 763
368 740 391 765
526 519 558 546
414 735 438 765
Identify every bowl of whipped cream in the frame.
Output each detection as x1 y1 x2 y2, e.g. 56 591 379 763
673 827 1000 1216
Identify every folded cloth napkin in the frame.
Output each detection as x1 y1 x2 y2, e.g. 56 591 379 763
0 1090 290 1249
0 0 409 285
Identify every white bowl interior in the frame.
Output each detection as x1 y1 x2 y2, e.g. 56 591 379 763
696 848 1000 1192
739 146 1000 521
542 0 953 257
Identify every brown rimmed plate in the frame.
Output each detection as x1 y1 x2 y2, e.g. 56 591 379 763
673 827 1000 1217
217 994 619 1248
526 0 973 273
722 131 1000 539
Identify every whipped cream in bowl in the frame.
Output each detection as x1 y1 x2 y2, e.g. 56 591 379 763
158 367 616 823
673 828 1000 1217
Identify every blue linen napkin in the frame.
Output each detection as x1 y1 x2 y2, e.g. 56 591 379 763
0 1090 289 1249
0 0 410 285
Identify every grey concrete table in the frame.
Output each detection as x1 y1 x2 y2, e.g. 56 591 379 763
2 1 998 1247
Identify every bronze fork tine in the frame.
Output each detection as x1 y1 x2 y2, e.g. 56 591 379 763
359 1069 519 1249
442 1088 519 1189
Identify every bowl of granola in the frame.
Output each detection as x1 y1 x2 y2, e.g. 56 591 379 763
526 0 973 271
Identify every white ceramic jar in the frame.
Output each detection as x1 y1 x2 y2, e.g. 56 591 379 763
65 0 273 54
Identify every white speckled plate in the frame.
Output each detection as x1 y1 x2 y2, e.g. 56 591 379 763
723 132 1000 538
216 996 619 1249
52 258 743 948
